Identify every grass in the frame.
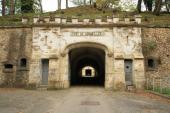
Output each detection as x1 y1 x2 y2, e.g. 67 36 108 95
154 87 170 96
0 6 170 26
148 87 170 96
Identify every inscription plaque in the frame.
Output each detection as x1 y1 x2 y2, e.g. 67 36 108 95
71 32 105 36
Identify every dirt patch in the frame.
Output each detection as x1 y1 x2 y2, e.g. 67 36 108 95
0 88 22 92
136 91 170 104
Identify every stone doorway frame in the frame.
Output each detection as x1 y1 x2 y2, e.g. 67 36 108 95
62 42 114 89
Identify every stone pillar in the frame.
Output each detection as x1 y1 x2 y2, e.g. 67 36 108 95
57 53 69 89
0 63 4 86
133 58 145 89
48 58 59 89
105 52 114 89
113 53 126 90
28 59 41 88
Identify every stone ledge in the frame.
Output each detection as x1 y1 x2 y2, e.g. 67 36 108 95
0 24 170 28
147 90 170 99
26 15 142 25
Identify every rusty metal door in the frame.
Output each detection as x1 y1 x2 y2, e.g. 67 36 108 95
124 60 133 86
42 59 49 85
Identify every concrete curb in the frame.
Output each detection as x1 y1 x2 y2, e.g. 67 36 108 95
147 90 170 99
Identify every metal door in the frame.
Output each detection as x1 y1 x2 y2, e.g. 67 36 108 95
42 59 49 85
124 60 133 85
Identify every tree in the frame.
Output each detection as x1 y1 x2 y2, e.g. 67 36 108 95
137 0 142 13
147 0 153 12
21 0 34 13
96 0 119 10
71 0 87 6
1 0 6 15
1 0 14 15
154 0 162 15
38 0 43 13
34 0 43 13
58 0 61 10
66 0 68 8
144 0 153 12
90 0 94 5
1 0 49 15
137 0 153 13
165 0 170 12
84 0 86 5
9 0 14 15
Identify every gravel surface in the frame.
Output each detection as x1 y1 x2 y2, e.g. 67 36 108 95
0 87 170 113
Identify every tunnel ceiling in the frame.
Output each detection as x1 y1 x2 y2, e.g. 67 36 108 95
69 47 105 63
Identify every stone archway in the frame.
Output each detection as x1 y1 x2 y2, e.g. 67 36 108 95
62 42 114 89
69 47 105 86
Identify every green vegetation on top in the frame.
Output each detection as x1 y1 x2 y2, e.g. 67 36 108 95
0 6 170 26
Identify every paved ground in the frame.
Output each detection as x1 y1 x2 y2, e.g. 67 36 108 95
0 87 170 113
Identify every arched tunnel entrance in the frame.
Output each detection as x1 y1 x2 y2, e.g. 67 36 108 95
69 47 105 86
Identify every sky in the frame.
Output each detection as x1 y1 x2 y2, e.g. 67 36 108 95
42 0 75 12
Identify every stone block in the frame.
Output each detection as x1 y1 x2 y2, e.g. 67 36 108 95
72 18 78 24
62 18 67 24
44 16 50 23
33 17 39 23
107 18 113 23
113 15 119 23
22 18 28 24
95 18 102 24
135 15 142 24
124 18 130 24
54 16 61 24
83 19 90 24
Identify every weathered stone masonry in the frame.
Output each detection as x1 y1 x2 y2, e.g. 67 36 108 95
142 28 170 79
0 16 169 90
0 28 32 87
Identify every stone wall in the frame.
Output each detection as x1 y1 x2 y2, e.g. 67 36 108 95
0 28 32 87
28 26 144 90
28 27 115 89
0 26 169 90
142 28 170 79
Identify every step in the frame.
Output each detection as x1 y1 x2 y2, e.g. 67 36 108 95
37 85 48 91
126 85 136 93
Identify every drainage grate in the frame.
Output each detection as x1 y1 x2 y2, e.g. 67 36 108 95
81 101 100 106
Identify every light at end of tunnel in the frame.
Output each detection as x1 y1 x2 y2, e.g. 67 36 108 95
81 66 96 78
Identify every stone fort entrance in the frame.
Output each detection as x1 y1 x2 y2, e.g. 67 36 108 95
65 42 111 88
27 18 145 90
1 16 169 91
69 46 105 86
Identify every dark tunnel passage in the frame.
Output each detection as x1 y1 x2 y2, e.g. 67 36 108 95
69 47 105 86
